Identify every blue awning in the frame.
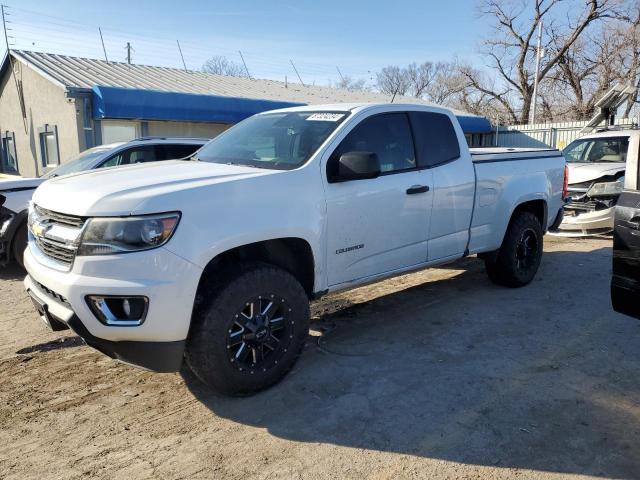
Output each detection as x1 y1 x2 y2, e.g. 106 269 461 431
456 115 493 134
92 86 305 124
92 85 493 133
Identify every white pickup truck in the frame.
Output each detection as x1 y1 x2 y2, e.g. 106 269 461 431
23 103 566 395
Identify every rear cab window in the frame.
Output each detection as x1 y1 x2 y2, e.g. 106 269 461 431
409 111 460 168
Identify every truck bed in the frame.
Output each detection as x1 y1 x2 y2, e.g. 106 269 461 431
467 147 565 254
470 148 560 163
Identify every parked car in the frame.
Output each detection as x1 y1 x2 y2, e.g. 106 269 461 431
0 137 207 268
23 103 566 395
553 128 636 236
611 134 640 320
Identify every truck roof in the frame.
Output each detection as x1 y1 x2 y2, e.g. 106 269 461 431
261 102 476 118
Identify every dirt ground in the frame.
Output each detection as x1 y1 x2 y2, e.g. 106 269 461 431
1 236 639 480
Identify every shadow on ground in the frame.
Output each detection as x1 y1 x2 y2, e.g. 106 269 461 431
184 246 640 478
16 336 84 355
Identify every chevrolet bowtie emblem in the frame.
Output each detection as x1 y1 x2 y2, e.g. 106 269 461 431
31 222 48 237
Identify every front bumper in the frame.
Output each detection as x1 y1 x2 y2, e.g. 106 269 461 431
550 206 614 237
23 243 203 372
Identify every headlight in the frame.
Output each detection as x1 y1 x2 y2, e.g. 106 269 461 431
587 178 624 197
77 212 180 256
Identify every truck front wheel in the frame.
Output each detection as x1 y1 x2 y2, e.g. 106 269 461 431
185 263 310 396
484 211 543 288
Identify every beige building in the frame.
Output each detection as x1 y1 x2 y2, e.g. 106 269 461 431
0 50 493 178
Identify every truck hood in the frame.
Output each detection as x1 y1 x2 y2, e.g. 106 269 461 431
567 162 626 184
32 160 277 216
0 177 44 192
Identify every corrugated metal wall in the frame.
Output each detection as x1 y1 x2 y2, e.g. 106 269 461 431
495 117 639 150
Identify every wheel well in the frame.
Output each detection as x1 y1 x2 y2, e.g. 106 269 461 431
197 238 315 299
512 199 547 229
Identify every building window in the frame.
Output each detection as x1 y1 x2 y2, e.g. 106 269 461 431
1 131 18 174
38 124 60 168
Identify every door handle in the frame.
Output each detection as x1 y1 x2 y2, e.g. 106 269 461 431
406 185 430 195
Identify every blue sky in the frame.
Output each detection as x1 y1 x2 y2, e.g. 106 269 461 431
1 0 489 85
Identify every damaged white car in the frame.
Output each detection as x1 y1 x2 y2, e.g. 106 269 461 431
553 129 636 236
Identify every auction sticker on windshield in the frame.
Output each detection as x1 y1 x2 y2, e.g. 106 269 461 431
306 113 345 122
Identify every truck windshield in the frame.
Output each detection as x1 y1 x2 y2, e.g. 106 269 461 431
195 111 349 170
563 137 629 163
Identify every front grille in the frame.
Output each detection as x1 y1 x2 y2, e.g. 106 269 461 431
34 236 77 265
31 205 85 267
34 205 85 228
566 200 598 213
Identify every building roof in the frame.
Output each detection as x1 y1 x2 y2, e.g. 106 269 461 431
2 50 493 133
8 50 472 112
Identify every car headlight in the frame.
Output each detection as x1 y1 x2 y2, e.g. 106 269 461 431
587 178 624 197
77 212 180 256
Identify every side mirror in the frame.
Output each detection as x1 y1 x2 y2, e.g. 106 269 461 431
333 151 380 182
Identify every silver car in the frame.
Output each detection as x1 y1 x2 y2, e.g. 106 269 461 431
552 130 629 236
0 137 207 267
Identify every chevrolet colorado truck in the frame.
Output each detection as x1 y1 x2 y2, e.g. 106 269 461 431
23 103 566 395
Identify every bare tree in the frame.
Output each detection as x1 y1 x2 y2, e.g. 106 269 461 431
466 0 624 124
376 61 469 104
376 65 410 96
202 55 247 77
334 76 369 92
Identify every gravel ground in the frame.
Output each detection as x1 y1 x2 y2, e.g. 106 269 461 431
0 236 639 480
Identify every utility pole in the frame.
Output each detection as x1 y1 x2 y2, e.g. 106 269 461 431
530 21 543 124
1 4 10 54
290 60 305 87
238 51 251 79
99 27 108 62
125 42 132 64
176 40 187 72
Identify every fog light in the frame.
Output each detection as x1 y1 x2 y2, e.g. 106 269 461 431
86 295 148 326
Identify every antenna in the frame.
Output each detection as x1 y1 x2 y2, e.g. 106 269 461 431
336 66 345 83
98 27 108 62
125 42 133 64
290 60 305 86
238 50 252 79
176 40 187 72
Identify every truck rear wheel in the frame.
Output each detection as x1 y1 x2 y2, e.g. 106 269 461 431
484 211 543 288
185 263 310 396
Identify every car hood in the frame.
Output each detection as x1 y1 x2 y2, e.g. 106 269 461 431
32 160 277 216
0 177 44 191
567 162 626 184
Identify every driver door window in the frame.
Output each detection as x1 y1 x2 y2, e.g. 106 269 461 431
329 113 416 174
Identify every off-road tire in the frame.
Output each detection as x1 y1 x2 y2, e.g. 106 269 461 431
12 222 28 269
185 262 309 396
484 211 543 288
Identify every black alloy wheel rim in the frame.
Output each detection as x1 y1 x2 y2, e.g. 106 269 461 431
515 228 538 271
226 294 293 373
